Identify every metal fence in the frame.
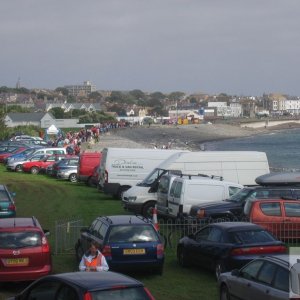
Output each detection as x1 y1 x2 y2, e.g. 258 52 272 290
54 217 300 255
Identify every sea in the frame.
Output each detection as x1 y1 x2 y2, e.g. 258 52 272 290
202 128 300 172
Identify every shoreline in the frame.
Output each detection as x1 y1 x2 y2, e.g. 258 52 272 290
86 122 300 152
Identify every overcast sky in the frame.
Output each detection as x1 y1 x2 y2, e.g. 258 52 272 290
1 0 300 96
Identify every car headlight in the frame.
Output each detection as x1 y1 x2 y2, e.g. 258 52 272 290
128 196 137 202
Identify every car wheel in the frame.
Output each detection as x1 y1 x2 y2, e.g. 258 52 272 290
15 164 22 172
87 177 94 187
69 173 77 183
142 201 156 218
117 186 129 200
31 167 39 174
75 243 84 262
220 284 230 300
177 246 190 267
215 261 225 280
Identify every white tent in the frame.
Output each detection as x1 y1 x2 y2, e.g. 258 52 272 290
46 124 59 135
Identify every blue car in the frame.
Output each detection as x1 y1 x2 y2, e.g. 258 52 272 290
75 215 164 275
4 147 41 165
0 185 16 218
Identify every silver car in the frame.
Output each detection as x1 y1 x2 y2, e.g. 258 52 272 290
218 254 300 300
6 154 46 172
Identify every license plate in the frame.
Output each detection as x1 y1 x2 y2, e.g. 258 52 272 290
5 258 29 266
123 249 145 255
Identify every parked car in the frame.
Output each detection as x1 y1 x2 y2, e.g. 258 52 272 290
6 153 47 172
250 198 300 241
0 217 52 282
4 147 41 165
77 152 101 186
22 154 67 174
218 255 300 300
0 146 28 163
7 271 155 300
75 215 164 274
189 185 300 221
0 185 16 218
177 222 287 279
56 157 80 182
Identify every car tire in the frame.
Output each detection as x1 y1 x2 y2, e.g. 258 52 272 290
87 177 94 187
117 186 129 200
69 173 77 183
75 243 84 262
177 246 190 267
30 167 39 174
215 261 225 280
220 284 230 300
15 164 23 172
142 201 156 218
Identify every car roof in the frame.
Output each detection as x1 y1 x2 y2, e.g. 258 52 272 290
97 215 152 225
244 185 300 191
260 255 291 268
44 271 144 291
211 222 264 231
0 217 40 229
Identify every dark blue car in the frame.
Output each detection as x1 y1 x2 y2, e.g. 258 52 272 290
75 215 164 275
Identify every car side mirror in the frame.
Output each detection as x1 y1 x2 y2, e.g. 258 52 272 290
43 230 50 236
80 227 89 233
10 192 16 197
188 233 195 239
231 269 240 277
149 180 159 193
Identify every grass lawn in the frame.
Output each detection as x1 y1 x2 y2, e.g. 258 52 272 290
0 165 218 300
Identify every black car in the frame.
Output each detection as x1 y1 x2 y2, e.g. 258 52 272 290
75 215 164 274
189 185 300 221
177 222 287 279
7 271 155 300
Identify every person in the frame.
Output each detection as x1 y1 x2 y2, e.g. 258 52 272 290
79 241 109 272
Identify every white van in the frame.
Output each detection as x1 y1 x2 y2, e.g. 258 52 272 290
32 147 67 155
98 148 186 198
122 151 269 217
167 177 243 219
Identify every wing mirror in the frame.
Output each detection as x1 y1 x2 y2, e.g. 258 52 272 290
231 269 240 277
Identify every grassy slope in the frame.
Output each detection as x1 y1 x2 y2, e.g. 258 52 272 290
0 165 218 300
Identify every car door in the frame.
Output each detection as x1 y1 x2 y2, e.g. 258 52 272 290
282 201 300 240
168 180 183 217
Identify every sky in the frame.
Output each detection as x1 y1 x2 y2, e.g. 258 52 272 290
1 0 300 96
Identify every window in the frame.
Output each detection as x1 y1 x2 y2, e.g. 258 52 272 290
195 227 211 242
257 262 277 285
98 224 108 240
229 186 241 197
0 191 9 202
56 284 78 300
0 231 42 249
284 202 300 217
92 221 103 238
173 182 183 198
260 202 281 216
26 281 60 300
207 227 223 242
229 230 275 244
273 267 289 292
158 177 170 194
241 260 264 280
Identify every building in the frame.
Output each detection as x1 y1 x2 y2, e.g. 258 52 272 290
64 81 96 97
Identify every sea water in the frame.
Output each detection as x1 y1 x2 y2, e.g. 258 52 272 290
202 128 300 172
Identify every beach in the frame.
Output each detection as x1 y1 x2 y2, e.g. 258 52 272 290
86 123 270 151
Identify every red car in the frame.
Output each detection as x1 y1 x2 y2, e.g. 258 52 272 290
22 154 67 174
0 217 52 282
250 198 300 241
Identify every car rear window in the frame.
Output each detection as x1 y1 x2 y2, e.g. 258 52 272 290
229 229 275 244
0 231 42 249
0 191 9 202
108 225 159 243
260 202 282 216
91 286 150 299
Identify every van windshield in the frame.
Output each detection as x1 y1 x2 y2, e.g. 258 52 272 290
137 168 168 187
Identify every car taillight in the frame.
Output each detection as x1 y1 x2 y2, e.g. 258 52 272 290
83 292 92 300
230 245 287 256
41 236 50 253
157 243 164 258
8 203 16 211
102 245 112 258
197 209 205 218
144 287 156 300
105 170 108 183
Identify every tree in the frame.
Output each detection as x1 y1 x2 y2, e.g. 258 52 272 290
109 104 127 116
89 92 103 101
168 91 185 101
49 107 65 118
107 91 125 102
55 87 69 96
149 91 166 100
129 89 146 100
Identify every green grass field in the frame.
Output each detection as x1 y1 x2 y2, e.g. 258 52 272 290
0 165 218 300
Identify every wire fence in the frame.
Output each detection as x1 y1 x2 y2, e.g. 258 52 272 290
54 217 300 255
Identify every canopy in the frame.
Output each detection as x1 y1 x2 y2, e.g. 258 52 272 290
46 124 59 135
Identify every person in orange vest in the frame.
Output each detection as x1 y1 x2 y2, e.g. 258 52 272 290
79 241 109 272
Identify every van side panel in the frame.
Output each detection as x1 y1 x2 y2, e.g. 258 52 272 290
77 152 101 183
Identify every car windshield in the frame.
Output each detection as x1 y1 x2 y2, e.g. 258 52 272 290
0 191 9 202
137 168 168 187
0 231 42 249
226 188 254 203
91 286 150 299
108 225 159 243
228 229 275 244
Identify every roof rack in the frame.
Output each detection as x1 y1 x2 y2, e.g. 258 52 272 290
178 173 224 181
